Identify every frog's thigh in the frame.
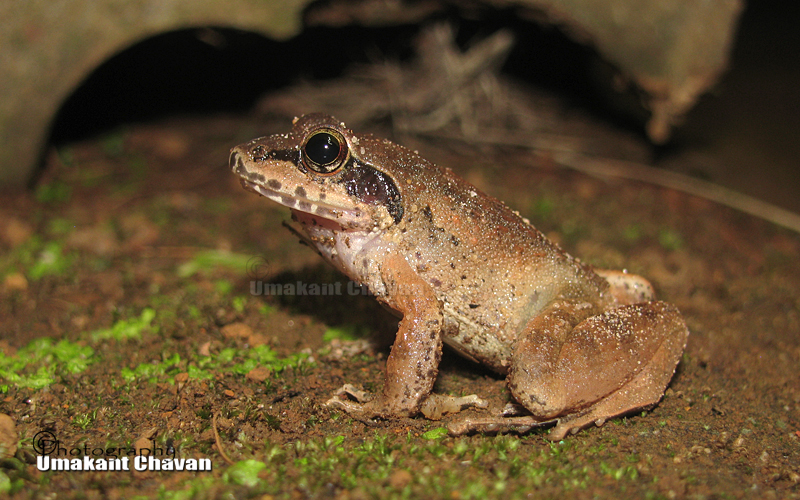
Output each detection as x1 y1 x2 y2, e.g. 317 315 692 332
508 301 688 425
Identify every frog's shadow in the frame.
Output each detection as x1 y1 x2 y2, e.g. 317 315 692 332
259 263 500 379
260 263 396 349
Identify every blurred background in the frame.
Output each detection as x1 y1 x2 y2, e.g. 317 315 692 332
3 0 798 213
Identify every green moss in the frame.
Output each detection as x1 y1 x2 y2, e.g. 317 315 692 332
72 410 97 430
203 198 232 214
0 471 10 494
264 414 282 431
35 180 72 204
185 364 214 381
0 338 94 389
259 304 276 317
657 228 684 251
322 324 367 342
222 459 267 487
623 224 643 243
422 427 449 440
98 429 676 499
120 353 182 383
214 279 233 295
100 130 127 157
186 305 202 319
46 218 76 236
232 296 247 312
530 196 556 220
177 250 254 278
28 241 73 280
226 345 311 377
118 344 311 385
91 308 157 341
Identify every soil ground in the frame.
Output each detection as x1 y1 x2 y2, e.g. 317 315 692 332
1 85 799 497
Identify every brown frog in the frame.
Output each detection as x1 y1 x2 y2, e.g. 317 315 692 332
230 114 688 440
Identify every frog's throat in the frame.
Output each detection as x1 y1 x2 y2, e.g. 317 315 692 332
240 179 369 229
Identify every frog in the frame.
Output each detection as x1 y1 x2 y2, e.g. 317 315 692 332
230 114 689 440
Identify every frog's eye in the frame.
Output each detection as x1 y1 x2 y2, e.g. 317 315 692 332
302 129 348 174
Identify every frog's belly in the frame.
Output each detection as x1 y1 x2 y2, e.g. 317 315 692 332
437 281 560 373
441 307 514 374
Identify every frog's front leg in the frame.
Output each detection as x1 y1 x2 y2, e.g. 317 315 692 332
326 254 445 418
508 300 688 440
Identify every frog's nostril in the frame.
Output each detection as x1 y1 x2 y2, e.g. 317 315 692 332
252 145 267 160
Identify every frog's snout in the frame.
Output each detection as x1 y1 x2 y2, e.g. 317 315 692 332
229 148 244 174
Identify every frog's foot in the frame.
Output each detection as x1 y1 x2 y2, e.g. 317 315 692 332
325 384 379 417
419 393 488 420
325 384 420 420
328 384 373 404
445 402 555 435
447 414 556 435
326 384 487 421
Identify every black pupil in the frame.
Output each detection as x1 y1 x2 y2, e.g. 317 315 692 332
305 132 340 166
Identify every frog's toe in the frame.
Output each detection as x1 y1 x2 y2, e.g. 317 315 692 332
330 384 374 403
325 384 377 415
446 415 555 436
419 394 488 420
500 402 531 417
325 397 371 416
545 411 601 441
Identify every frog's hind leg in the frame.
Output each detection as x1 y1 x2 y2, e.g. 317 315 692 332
507 301 688 440
595 269 655 305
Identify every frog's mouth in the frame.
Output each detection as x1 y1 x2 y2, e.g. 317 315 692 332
239 179 367 228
